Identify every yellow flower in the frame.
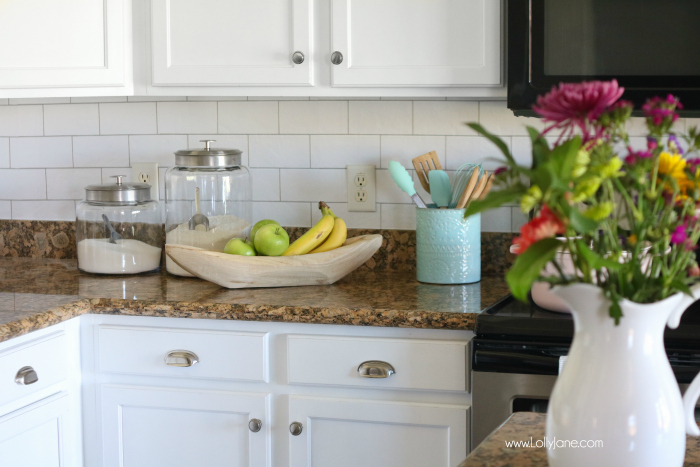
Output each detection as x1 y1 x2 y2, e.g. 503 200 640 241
658 152 686 180
627 234 637 246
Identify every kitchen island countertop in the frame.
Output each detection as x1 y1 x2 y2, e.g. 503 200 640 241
0 257 509 343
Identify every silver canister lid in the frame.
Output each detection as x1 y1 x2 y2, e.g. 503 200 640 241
174 140 242 167
85 175 152 204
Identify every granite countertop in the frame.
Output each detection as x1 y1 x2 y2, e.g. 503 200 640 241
459 412 700 467
0 257 510 344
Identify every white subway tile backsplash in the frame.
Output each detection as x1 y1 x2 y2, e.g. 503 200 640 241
187 135 249 166
280 169 347 203
249 135 309 168
10 137 73 168
0 169 46 199
251 168 280 201
73 136 129 168
311 202 380 229
218 101 278 134
380 135 446 169
349 101 412 135
511 207 528 233
101 169 132 184
310 135 380 168
47 168 101 199
0 138 8 168
11 200 75 221
0 201 10 219
44 104 99 136
100 103 157 135
252 202 311 227
129 135 187 166
380 203 416 230
0 99 7 106
279 101 348 134
510 137 536 168
0 106 43 137
413 101 478 135
481 207 512 232
157 102 217 134
445 136 512 171
479 101 544 136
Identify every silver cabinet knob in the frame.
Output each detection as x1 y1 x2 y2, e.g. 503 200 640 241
248 419 262 433
164 350 199 367
358 360 395 378
331 51 343 65
289 421 303 436
292 51 305 65
15 366 38 385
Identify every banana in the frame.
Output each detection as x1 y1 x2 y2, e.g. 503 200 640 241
283 206 335 256
310 202 347 254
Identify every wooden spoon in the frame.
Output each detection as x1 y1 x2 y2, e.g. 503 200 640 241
478 173 494 200
467 171 490 207
455 169 481 209
412 151 442 194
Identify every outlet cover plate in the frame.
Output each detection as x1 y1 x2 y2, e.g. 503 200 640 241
346 164 376 212
131 162 159 200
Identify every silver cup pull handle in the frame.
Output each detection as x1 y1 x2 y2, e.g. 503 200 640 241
331 51 343 65
289 421 303 436
248 419 262 433
357 360 395 378
15 366 38 385
165 350 199 367
292 51 305 64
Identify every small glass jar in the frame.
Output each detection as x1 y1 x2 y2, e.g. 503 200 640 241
165 140 252 276
76 175 163 275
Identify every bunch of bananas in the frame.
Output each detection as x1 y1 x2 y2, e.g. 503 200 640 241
283 202 348 256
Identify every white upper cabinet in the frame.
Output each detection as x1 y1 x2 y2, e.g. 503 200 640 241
330 0 501 87
150 0 313 86
0 0 131 96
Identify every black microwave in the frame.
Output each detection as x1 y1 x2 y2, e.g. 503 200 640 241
508 0 700 116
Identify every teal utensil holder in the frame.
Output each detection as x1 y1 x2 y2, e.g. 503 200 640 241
416 207 481 284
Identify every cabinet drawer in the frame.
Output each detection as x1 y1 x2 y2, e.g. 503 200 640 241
0 332 68 407
97 325 268 383
288 335 467 392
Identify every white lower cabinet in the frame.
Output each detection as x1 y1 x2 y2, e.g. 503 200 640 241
288 396 469 467
100 385 270 467
0 392 71 467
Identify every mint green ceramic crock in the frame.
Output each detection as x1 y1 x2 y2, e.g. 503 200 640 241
416 208 481 284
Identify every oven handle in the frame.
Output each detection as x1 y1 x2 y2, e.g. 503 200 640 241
473 350 561 375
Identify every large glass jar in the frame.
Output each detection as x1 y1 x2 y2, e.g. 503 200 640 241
165 140 252 276
76 176 163 274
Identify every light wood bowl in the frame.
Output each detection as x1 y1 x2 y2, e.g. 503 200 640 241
165 234 383 289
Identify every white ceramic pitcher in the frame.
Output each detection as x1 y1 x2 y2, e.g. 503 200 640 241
546 283 700 467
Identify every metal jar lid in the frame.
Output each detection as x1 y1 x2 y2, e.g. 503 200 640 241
174 140 242 167
85 175 152 204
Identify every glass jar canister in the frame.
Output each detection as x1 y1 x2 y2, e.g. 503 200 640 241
76 175 163 274
165 140 252 276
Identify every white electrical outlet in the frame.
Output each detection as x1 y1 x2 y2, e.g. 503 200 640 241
347 165 376 212
131 162 159 200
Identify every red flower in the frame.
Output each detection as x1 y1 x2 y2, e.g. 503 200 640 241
512 205 566 255
533 80 624 141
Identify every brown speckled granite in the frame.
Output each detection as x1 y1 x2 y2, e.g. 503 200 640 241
459 412 700 467
0 257 510 344
0 220 516 274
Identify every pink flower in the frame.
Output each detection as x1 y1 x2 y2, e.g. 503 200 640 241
533 80 624 140
671 224 688 245
494 166 508 175
643 95 682 128
683 237 696 252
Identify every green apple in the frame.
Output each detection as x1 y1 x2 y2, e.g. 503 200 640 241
224 237 256 256
250 219 280 245
254 224 289 256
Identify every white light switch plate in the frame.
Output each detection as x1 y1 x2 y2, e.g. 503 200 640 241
346 165 376 212
131 162 159 200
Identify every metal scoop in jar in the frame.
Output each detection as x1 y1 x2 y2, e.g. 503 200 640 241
102 214 124 244
188 187 210 231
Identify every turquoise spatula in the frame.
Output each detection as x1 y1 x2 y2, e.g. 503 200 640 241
388 161 427 208
428 170 452 209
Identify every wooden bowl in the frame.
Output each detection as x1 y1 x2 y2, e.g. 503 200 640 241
165 234 383 289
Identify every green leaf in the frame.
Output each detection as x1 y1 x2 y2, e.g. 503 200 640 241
464 186 525 218
574 239 621 271
467 123 516 166
549 136 581 180
670 278 693 297
527 126 550 168
506 238 562 302
609 299 623 325
567 207 599 233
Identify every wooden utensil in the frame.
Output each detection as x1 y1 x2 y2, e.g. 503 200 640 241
455 169 481 209
166 234 383 289
469 171 490 203
478 173 494 200
412 151 442 193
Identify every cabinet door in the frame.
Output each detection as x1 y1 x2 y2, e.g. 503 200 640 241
289 396 470 467
0 392 70 467
0 0 128 89
101 385 270 467
330 0 501 87
151 0 313 86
